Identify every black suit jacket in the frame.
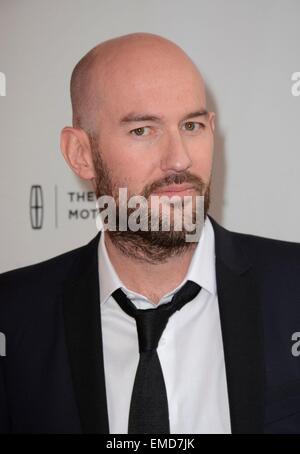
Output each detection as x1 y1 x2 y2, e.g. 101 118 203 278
1 216 300 434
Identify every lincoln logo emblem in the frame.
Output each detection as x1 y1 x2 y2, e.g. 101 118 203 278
30 185 44 229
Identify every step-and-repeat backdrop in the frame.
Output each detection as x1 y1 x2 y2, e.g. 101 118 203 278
1 0 299 273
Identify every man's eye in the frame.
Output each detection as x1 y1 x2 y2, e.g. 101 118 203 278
183 121 204 132
130 126 151 137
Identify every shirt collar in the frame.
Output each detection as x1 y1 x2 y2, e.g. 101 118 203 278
98 216 217 307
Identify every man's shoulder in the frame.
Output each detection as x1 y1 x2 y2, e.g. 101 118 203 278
233 228 300 262
0 233 99 296
226 226 300 282
0 232 100 344
209 216 300 268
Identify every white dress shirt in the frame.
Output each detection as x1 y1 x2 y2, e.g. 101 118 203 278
98 217 231 434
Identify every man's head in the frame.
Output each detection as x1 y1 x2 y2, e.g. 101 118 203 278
61 32 215 263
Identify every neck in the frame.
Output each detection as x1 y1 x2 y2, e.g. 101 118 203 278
104 232 197 305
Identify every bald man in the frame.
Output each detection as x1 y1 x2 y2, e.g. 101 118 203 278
1 33 300 435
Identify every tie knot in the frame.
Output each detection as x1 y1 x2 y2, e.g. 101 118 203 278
112 280 201 353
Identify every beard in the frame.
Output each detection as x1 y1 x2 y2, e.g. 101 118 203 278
90 134 211 264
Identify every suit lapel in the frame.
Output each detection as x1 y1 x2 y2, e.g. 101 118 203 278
209 216 265 433
62 231 109 434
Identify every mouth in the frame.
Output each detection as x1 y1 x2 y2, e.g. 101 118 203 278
152 184 195 196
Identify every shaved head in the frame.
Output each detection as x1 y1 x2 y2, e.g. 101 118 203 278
70 32 206 136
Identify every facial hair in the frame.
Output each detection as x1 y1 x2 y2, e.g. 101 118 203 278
90 134 211 264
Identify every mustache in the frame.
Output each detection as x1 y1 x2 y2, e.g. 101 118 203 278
142 172 206 199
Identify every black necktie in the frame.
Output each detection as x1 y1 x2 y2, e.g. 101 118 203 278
112 280 201 434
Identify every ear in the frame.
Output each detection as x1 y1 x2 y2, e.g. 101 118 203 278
208 111 216 132
60 126 96 180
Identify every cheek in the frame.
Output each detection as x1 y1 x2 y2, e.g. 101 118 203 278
103 148 150 192
99 135 158 197
99 138 132 179
190 137 214 179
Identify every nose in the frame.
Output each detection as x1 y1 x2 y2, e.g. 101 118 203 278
160 128 192 173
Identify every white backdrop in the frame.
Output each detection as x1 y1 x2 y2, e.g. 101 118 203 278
0 0 299 273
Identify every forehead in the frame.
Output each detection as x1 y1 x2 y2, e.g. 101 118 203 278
94 56 206 121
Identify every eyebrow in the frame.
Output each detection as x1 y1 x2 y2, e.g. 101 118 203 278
119 109 209 124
